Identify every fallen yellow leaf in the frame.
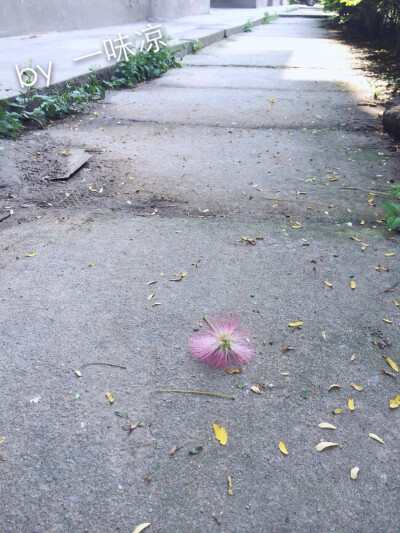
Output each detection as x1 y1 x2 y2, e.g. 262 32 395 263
105 391 115 404
213 423 227 446
315 442 340 452
350 280 356 290
318 422 336 430
132 524 151 533
147 293 155 301
225 368 242 374
350 383 363 391
93 111 99 116
389 395 400 409
350 467 359 480
393 300 399 307
75 370 82 377
279 441 288 455
227 475 234 495
386 358 398 372
382 318 392 324
291 224 302 229
323 281 333 287
384 252 394 256
288 321 303 327
369 433 385 445
348 398 355 411
25 252 37 257
0 437 5 446
350 354 356 362
250 385 261 394
332 408 342 414
328 384 340 391
61 150 69 156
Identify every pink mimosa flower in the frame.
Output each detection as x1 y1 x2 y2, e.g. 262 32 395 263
188 316 255 368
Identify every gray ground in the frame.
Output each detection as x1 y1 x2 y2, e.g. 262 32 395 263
0 14 399 533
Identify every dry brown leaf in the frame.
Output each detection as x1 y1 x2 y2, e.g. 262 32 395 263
225 368 242 374
328 384 340 391
169 445 182 455
282 346 295 352
381 369 397 378
227 476 234 495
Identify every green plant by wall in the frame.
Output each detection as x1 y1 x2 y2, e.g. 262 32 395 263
244 19 253 32
192 40 202 54
0 43 182 138
383 183 400 230
262 11 279 24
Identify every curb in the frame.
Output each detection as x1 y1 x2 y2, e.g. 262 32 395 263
383 96 400 139
1 13 278 108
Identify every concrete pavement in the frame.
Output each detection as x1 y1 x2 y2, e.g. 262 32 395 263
0 10 399 533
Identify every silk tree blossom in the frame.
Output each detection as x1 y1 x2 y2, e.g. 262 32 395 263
189 316 255 368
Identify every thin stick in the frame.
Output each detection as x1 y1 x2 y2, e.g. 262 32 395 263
340 187 389 196
80 362 127 369
154 389 235 400
203 315 217 332
263 197 298 202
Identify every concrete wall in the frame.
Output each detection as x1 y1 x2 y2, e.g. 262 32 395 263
211 0 286 7
0 0 210 38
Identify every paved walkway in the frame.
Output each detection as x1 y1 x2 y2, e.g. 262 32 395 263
0 5 309 99
0 10 399 533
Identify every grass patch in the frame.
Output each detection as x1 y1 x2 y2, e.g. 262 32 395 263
0 42 182 138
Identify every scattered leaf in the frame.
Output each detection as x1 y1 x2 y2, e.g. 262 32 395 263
350 467 359 480
291 224 302 229
282 346 295 352
132 524 151 533
369 433 385 444
25 252 37 257
393 300 399 306
93 111 99 116
315 442 340 452
0 437 5 446
73 393 80 401
279 441 288 455
280 372 290 376
61 150 69 156
146 280 157 285
147 293 155 301
318 422 336 430
301 389 308 399
348 398 355 411
321 331 327 340
350 280 356 290
105 391 115 404
386 358 398 372
323 280 333 288
189 446 203 454
381 369 397 378
114 411 129 419
213 423 227 446
350 383 363 391
250 385 261 394
227 475 234 495
384 252 394 256
225 368 242 374
88 262 95 267
288 321 303 327
332 408 342 414
328 384 341 391
350 354 356 362
389 395 400 409
382 318 392 324
75 370 82 378
169 445 182 455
